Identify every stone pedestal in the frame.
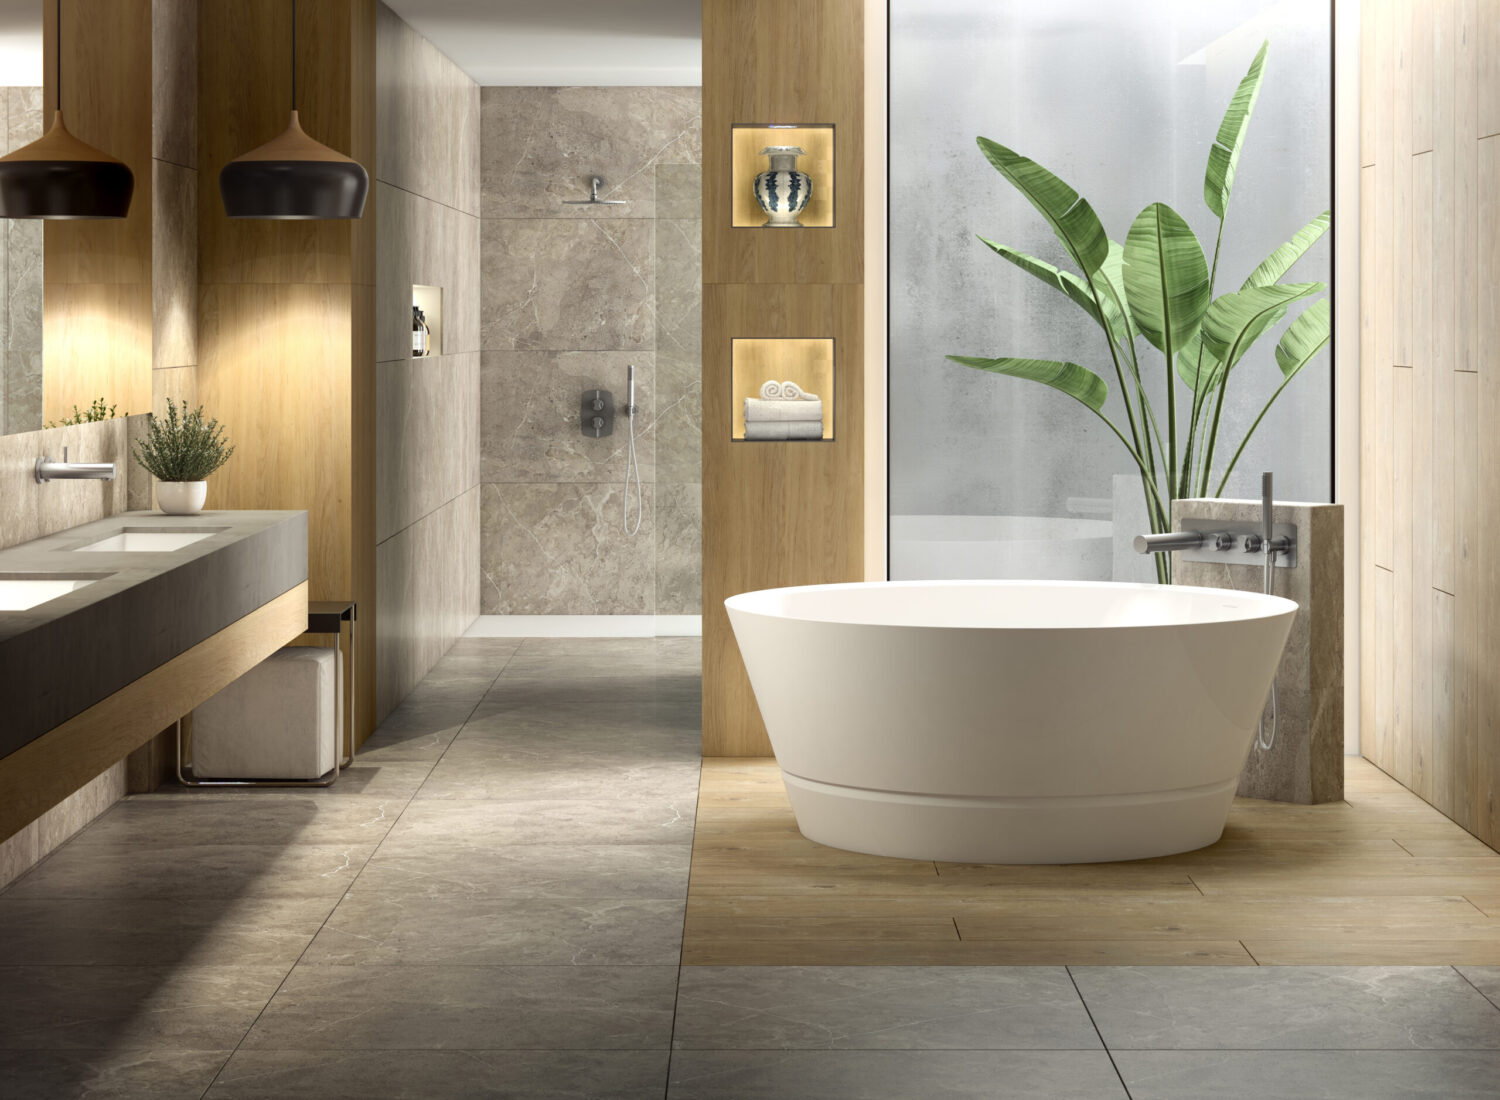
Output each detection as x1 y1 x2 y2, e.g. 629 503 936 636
1172 498 1344 804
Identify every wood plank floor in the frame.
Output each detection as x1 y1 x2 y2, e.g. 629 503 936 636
684 757 1500 966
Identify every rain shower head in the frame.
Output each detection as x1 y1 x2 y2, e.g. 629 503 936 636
563 176 628 205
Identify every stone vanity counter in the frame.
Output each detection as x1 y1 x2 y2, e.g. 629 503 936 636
0 510 307 757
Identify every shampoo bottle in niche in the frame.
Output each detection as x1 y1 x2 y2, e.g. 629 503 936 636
412 306 430 357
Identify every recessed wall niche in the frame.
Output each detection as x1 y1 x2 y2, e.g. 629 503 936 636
412 284 443 357
731 338 834 441
730 125 834 228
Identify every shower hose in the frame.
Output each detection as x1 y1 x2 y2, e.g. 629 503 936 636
1257 542 1280 752
623 402 642 536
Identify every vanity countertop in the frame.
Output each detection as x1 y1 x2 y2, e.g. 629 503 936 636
0 510 308 756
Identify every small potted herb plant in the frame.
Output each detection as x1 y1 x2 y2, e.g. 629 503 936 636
132 399 235 515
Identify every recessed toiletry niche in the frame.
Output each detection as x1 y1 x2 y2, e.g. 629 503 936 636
412 284 443 357
731 338 833 441
730 125 834 228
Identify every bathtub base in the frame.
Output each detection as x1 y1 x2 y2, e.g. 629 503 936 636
781 772 1238 864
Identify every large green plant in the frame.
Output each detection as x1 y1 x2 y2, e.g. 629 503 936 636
947 41 1330 582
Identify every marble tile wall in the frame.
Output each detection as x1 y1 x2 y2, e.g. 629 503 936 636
479 89 701 616
373 4 482 723
1 88 42 436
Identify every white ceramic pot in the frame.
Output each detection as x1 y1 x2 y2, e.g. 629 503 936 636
753 145 812 227
156 481 208 515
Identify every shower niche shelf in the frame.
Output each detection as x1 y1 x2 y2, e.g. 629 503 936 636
732 338 834 442
412 284 443 357
731 124 835 229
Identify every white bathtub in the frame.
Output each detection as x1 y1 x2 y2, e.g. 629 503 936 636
726 580 1296 864
890 514 1113 581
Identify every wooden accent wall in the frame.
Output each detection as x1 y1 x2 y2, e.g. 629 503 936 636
1360 0 1498 842
42 0 154 422
198 0 377 742
702 0 866 756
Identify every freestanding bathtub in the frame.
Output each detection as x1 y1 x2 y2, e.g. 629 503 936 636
726 580 1297 864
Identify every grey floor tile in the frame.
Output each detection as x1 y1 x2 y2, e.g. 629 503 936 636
76 797 408 848
242 964 679 1050
3 842 375 900
446 637 524 661
303 894 686 965
0 1049 230 1100
454 712 700 757
666 1050 1127 1099
353 842 692 899
0 966 286 1049
1072 966 1500 1050
356 700 475 762
144 762 436 800
1458 966 1500 1009
1113 1050 1500 1099
672 966 1101 1050
207 1049 668 1098
0 896 334 966
417 756 701 801
385 796 696 846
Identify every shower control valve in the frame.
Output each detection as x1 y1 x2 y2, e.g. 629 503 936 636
580 388 615 439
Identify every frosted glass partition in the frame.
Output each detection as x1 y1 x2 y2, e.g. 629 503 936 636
889 0 1332 583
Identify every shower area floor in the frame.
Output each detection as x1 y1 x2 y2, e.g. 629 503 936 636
685 756 1500 967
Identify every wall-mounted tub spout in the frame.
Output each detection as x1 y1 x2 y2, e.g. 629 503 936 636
35 447 116 483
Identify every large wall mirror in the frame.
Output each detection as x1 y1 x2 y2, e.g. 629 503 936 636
0 0 43 434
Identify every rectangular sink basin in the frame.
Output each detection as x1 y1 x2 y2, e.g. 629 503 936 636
75 528 224 553
0 574 108 612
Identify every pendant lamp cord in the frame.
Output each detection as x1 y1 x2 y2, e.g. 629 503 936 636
55 0 61 112
291 0 296 111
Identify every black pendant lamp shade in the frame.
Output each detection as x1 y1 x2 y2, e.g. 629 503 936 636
0 1 134 219
220 1 369 219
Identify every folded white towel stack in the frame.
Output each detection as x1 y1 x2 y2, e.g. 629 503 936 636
743 420 823 441
744 396 824 423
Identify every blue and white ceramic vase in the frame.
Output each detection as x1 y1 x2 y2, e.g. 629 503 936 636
752 145 811 227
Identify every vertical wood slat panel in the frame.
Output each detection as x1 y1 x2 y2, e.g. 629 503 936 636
1479 0 1500 137
1413 0 1436 152
1454 368 1480 829
1362 0 1377 165
1394 0 1414 368
1432 0 1458 593
1478 137 1500 842
1432 589 1456 816
1456 0 1479 373
1375 566 1395 774
1410 155 1435 799
1359 165 1377 760
1375 0 1396 569
1392 366 1414 786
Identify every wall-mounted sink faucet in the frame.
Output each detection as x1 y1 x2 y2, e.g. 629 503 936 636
35 447 117 483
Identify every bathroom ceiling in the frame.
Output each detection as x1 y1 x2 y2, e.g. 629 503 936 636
0 0 42 85
382 0 701 86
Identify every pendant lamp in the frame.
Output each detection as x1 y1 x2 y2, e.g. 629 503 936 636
0 0 134 219
220 0 369 219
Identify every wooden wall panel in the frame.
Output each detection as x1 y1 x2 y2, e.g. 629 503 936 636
1362 0 1499 848
702 0 866 756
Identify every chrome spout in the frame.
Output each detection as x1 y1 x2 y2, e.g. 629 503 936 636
35 447 116 482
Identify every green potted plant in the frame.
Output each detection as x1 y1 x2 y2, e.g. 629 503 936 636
132 399 235 515
947 41 1331 583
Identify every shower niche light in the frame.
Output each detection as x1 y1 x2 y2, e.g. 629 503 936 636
412 285 442 357
732 338 834 442
731 125 834 228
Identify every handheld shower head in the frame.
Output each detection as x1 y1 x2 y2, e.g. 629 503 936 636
627 363 636 415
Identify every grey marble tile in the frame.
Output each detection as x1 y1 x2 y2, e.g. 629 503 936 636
356 697 473 763
376 183 481 361
501 635 701 673
667 1051 1127 1099
652 369 701 485
243 964 679 1050
1112 1050 1500 1100
152 158 197 370
151 0 197 167
375 351 479 542
73 796 408 849
451 714 700 757
481 481 655 615
145 762 436 801
656 164 702 219
382 796 696 847
209 1049 667 1099
481 87 701 219
673 967 1101 1051
481 349 655 484
656 482 702 614
304 895 686 966
466 675 701 734
417 753 701 802
2 841 375 900
352 842 692 900
480 218 654 352
0 896 333 966
655 217 702 363
0 966 284 1049
0 1049 228 1100
1072 967 1500 1050
446 636 524 660
1460 966 1500 1009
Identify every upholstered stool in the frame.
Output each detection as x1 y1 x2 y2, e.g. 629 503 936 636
191 646 341 780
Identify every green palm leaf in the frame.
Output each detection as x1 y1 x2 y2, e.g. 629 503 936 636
977 138 1109 275
1274 298 1331 377
1201 282 1324 370
1123 202 1210 355
945 355 1108 411
978 237 1103 325
1204 40 1269 218
1095 240 1136 350
1174 330 1225 392
1241 210 1331 289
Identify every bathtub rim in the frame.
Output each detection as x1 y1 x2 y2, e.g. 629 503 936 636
724 578 1299 632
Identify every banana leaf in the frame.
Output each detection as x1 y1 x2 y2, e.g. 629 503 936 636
977 137 1109 275
1204 40 1269 218
1094 240 1137 351
946 355 1108 411
978 237 1103 325
1200 281 1323 371
1274 298 1332 377
1123 202 1210 355
1174 330 1225 392
1242 210 1331 290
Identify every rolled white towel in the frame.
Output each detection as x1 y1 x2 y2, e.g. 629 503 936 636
759 380 784 400
744 397 824 423
743 420 824 441
779 380 805 401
